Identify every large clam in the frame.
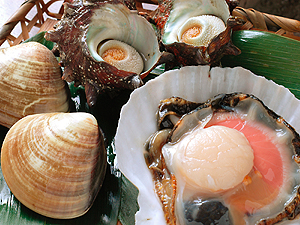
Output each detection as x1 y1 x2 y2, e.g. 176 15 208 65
45 0 173 107
150 0 241 66
1 112 107 219
0 42 70 128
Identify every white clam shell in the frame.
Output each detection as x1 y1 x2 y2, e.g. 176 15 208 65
115 66 300 224
0 42 70 128
1 112 106 219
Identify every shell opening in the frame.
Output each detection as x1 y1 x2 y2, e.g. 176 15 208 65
177 15 226 47
97 40 144 74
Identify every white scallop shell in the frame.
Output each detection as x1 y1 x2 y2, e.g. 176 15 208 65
115 66 300 225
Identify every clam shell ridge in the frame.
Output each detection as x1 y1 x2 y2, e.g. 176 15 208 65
1 112 107 219
0 42 70 128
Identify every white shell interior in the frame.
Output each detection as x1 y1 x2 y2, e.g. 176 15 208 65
162 0 230 45
86 3 161 74
115 66 300 225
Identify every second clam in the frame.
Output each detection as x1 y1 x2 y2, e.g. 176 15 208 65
1 112 107 219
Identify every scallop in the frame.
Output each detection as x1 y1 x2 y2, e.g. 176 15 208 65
0 42 70 128
147 93 300 224
1 112 106 219
115 66 300 225
162 125 254 192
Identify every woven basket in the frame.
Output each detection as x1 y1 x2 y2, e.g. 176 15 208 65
1 0 300 48
232 7 300 41
0 0 66 47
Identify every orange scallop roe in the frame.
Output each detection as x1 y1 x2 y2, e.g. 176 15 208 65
101 48 126 63
181 26 202 43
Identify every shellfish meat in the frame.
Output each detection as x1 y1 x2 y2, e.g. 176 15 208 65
146 93 300 224
45 0 171 107
0 42 70 128
115 66 300 225
1 112 106 219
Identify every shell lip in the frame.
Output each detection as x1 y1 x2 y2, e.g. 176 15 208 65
82 61 144 107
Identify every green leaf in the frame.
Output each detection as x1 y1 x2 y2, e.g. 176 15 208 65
149 64 166 76
68 82 90 113
221 30 300 99
23 31 55 50
118 175 139 225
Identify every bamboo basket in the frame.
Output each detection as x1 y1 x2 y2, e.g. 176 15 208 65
0 0 66 47
1 0 300 48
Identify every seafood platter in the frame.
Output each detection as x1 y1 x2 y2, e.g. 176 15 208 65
0 0 300 224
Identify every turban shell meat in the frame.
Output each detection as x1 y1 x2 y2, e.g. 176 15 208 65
150 0 242 66
45 0 172 107
0 42 70 128
1 112 106 219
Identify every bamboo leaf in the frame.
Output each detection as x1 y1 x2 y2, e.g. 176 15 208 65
221 30 300 98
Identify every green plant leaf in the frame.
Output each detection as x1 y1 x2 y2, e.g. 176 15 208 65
221 30 300 99
23 31 55 50
118 175 139 225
